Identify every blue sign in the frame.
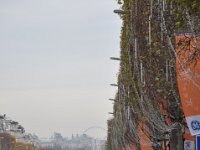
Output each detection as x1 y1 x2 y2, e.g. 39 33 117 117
191 121 200 131
196 135 200 150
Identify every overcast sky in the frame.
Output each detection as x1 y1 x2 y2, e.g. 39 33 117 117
0 0 121 139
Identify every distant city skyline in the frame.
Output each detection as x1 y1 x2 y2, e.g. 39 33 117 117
0 0 121 138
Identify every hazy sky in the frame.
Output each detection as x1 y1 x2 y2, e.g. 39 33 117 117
0 0 121 138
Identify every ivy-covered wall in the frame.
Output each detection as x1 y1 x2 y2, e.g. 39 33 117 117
107 0 200 149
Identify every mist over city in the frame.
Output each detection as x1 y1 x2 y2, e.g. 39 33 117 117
1 0 200 150
0 0 121 149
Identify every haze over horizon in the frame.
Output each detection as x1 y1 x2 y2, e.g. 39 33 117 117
0 0 121 138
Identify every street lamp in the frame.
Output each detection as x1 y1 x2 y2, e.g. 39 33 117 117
113 9 125 14
110 57 121 61
109 99 117 102
108 112 114 115
110 84 118 87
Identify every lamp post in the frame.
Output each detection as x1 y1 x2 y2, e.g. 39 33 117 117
110 84 118 87
110 57 121 61
109 99 118 102
113 9 125 15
